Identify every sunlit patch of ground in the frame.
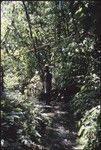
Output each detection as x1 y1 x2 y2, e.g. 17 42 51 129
39 100 82 150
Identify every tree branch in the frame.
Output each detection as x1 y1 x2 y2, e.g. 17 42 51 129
22 1 37 53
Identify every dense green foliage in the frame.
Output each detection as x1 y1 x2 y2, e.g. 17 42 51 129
77 105 100 150
1 92 51 149
1 1 101 150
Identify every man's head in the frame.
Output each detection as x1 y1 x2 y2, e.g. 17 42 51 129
44 64 49 72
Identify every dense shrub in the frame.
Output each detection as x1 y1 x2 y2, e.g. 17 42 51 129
1 92 51 150
70 73 100 118
77 105 100 150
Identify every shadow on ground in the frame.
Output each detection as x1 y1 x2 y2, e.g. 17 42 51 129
39 101 81 150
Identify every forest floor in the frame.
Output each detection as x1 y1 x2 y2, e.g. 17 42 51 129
37 99 83 150
5 90 83 150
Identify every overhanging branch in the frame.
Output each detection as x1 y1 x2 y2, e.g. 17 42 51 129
22 1 37 53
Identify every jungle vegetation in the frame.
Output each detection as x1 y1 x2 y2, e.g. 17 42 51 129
1 1 101 150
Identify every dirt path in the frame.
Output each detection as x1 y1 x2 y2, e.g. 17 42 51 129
40 101 82 150
5 91 82 149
